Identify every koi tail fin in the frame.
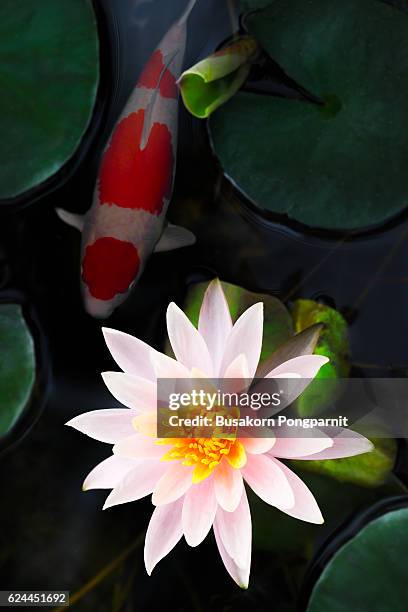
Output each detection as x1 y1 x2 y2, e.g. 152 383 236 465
178 0 198 25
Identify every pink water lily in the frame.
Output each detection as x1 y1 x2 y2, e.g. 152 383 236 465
67 279 373 588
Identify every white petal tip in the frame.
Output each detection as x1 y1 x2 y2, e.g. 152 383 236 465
184 537 200 548
102 492 119 511
65 418 78 429
150 494 173 507
101 327 114 339
312 513 324 525
144 560 154 576
151 494 168 507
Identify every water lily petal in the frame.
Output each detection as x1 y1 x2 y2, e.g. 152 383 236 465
103 461 167 509
265 354 329 379
101 372 156 412
83 455 139 490
224 353 249 379
213 520 250 589
66 409 137 444
242 437 276 455
220 303 263 379
182 478 217 546
152 462 194 506
221 354 250 395
113 435 168 460
214 460 244 512
214 491 251 570
144 498 184 575
132 412 157 437
242 453 294 509
270 429 333 459
150 350 191 379
102 327 156 380
295 429 373 460
270 458 324 524
198 279 232 375
256 324 323 378
167 302 213 375
263 355 329 412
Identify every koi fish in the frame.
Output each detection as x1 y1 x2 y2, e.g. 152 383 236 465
57 0 197 318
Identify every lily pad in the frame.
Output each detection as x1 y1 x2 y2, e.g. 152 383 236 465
210 0 408 230
0 304 35 436
293 438 397 488
291 299 350 417
0 0 99 200
307 508 408 612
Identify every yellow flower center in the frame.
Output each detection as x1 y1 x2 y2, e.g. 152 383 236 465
158 437 247 483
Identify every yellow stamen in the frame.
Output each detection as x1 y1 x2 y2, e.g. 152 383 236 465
158 436 247 483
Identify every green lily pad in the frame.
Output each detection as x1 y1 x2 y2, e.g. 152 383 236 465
0 0 99 200
293 438 397 488
290 299 396 487
307 507 408 612
0 304 35 436
291 299 350 417
211 0 408 230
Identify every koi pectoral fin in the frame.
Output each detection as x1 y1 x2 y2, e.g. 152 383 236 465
56 208 85 232
154 224 196 253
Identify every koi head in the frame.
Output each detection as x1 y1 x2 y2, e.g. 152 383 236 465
81 236 141 319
